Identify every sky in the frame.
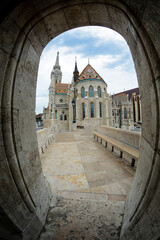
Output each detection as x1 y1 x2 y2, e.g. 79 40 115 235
36 26 138 113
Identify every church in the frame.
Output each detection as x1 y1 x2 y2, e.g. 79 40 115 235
43 52 112 131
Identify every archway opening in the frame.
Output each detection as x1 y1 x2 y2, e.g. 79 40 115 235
0 1 159 239
36 26 140 239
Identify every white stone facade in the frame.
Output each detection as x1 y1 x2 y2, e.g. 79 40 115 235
111 88 141 131
43 53 112 131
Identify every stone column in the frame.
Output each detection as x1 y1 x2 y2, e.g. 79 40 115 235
137 95 140 121
95 90 98 97
69 97 73 131
139 98 142 122
76 98 80 122
95 98 99 118
102 98 106 124
85 98 89 118
132 93 136 122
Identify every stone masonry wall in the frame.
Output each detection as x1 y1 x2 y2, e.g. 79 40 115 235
0 1 159 240
37 128 54 155
98 125 140 149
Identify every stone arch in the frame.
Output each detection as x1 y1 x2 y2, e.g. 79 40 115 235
0 1 159 239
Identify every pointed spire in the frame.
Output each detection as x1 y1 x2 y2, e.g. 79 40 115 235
54 51 60 69
51 51 62 83
73 57 79 82
88 58 90 64
74 57 79 74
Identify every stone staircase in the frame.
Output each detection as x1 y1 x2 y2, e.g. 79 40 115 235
39 191 125 240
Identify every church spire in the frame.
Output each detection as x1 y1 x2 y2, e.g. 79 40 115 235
51 51 62 83
54 51 60 70
73 57 79 82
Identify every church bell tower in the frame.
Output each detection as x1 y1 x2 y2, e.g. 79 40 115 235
49 52 62 118
50 51 62 84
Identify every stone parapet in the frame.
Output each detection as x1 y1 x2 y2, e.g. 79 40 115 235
37 120 60 154
97 125 141 149
37 128 54 154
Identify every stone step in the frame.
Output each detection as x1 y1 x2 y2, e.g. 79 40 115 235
51 190 127 204
39 194 125 240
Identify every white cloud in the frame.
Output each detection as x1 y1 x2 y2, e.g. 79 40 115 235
68 26 126 48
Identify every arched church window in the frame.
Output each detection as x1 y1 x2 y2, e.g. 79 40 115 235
99 102 102 117
97 86 101 97
81 87 85 98
90 102 94 118
59 99 63 102
55 110 57 119
64 115 67 121
82 103 85 119
89 86 94 97
60 115 63 121
124 107 127 119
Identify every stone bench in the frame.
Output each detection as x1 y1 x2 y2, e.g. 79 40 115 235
93 131 139 168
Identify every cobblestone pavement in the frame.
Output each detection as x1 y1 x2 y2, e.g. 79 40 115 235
39 130 135 240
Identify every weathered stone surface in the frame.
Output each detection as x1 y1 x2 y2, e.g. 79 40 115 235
39 195 124 240
98 125 140 149
0 1 159 239
40 131 134 196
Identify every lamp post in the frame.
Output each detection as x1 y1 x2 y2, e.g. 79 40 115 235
72 99 76 123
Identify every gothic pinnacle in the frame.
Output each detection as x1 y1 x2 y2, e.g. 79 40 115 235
54 51 60 69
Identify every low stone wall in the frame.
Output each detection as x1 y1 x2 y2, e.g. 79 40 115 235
97 125 141 149
37 128 54 154
37 119 60 154
73 118 104 132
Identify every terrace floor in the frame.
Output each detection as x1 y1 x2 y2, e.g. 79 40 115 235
39 130 135 240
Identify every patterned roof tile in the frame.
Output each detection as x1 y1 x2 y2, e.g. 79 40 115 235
55 83 71 93
77 64 104 82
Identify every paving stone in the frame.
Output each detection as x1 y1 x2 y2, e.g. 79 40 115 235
39 131 135 239
40 131 135 195
39 195 124 240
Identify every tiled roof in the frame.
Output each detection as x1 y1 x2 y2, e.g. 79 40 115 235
113 87 140 100
55 83 71 94
77 64 104 82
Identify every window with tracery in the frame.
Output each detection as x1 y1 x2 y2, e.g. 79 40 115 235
97 86 101 97
90 102 94 118
99 102 102 117
81 87 85 98
82 103 85 119
89 86 94 97
124 107 127 119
